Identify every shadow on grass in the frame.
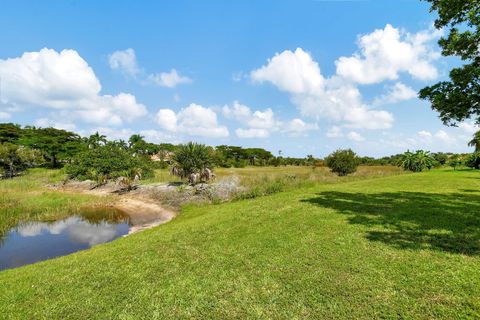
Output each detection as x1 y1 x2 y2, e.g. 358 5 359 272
302 191 480 255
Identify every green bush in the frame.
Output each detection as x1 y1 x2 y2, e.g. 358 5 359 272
325 149 359 176
399 150 436 172
466 153 480 169
65 144 153 185
0 143 44 178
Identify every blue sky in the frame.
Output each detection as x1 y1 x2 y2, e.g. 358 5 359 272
0 0 477 157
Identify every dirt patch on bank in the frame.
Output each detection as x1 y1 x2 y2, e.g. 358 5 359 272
52 180 177 234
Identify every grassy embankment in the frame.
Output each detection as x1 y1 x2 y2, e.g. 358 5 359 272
0 168 479 319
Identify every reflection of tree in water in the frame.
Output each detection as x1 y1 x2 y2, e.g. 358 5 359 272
0 207 131 248
79 207 131 225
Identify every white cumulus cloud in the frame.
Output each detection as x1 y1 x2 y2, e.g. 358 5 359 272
108 48 141 77
0 48 147 126
336 24 441 84
156 103 229 138
373 82 417 106
149 69 192 88
250 48 394 130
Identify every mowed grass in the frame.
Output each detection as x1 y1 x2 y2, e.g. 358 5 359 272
0 168 112 236
0 169 479 319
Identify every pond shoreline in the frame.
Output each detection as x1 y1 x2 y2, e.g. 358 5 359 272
54 181 178 235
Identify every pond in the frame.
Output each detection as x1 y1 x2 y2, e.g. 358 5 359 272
0 208 131 271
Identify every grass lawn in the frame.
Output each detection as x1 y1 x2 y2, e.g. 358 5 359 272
0 169 479 319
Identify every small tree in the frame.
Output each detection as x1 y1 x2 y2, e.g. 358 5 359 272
399 150 436 172
170 142 215 185
325 149 359 176
66 143 153 186
448 155 462 171
466 153 480 170
0 143 43 178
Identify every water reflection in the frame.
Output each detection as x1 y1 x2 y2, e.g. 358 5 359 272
0 208 131 271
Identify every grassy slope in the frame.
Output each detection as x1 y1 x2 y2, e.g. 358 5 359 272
1 169 479 319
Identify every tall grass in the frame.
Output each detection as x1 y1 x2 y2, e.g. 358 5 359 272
0 168 112 237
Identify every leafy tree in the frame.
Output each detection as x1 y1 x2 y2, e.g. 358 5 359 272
466 152 480 169
0 143 43 178
399 150 436 172
66 143 153 186
325 149 359 176
87 132 107 149
0 123 22 143
419 0 480 125
448 155 463 170
468 131 480 152
432 152 448 165
20 127 83 168
171 142 214 185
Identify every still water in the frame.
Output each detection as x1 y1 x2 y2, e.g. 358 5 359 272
0 208 131 271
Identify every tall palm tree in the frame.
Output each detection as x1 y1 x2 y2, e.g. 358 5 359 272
87 132 107 149
468 130 480 152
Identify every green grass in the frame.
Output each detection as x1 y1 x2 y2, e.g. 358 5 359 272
143 165 403 185
0 168 479 319
0 168 112 236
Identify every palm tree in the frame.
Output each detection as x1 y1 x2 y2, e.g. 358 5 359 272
400 150 435 172
170 142 215 185
468 130 480 152
87 132 107 149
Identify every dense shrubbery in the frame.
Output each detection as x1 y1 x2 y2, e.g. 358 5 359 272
466 152 480 169
399 150 436 172
326 149 359 176
0 143 44 178
66 144 153 185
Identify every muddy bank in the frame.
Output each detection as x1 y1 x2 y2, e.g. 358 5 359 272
53 180 178 234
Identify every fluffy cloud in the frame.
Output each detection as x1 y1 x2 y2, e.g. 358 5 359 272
149 69 192 88
373 82 417 106
223 100 317 138
0 48 147 126
156 103 229 138
108 48 191 88
236 128 270 138
347 131 366 142
283 118 318 135
34 118 76 131
250 48 394 130
108 48 140 77
458 122 480 135
336 24 441 84
251 48 324 95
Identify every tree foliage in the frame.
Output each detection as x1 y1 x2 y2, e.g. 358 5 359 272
468 130 480 152
171 142 215 185
466 152 480 169
399 150 436 172
419 0 480 125
0 143 43 178
325 149 359 176
66 143 153 185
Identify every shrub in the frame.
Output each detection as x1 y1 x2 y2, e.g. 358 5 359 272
325 149 359 176
399 150 436 172
171 142 215 185
0 143 44 178
466 152 480 169
65 144 153 185
448 156 463 170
